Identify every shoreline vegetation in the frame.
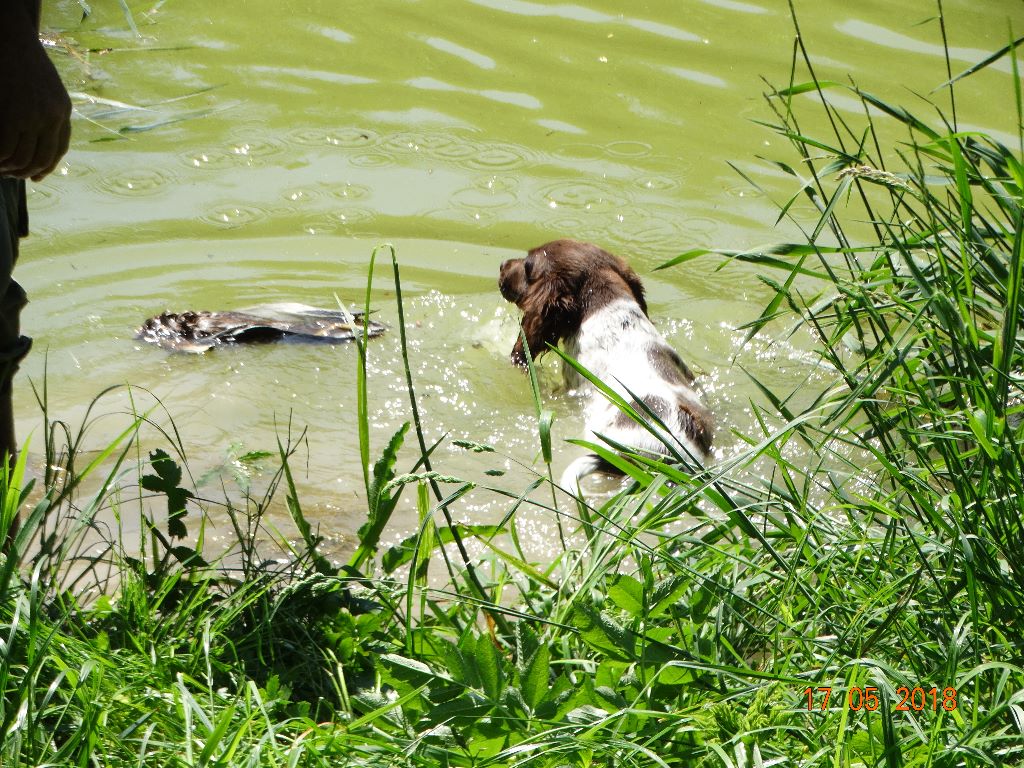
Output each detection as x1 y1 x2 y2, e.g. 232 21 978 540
4 15 1024 768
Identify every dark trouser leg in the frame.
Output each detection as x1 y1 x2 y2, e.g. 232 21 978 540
1 178 32 551
0 305 31 468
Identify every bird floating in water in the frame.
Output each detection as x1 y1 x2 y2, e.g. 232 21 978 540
138 302 386 353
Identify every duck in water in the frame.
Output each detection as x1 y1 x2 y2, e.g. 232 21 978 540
138 302 385 353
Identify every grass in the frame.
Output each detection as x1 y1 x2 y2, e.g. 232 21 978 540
4 11 1024 768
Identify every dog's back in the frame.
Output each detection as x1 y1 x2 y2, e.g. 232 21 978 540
500 240 712 492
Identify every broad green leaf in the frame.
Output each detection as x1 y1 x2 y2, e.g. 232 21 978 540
521 644 550 710
607 574 645 615
475 634 502 700
140 448 194 539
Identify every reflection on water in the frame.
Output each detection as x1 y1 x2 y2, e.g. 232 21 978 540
19 0 1022 558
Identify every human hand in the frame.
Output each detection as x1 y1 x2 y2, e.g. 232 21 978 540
0 5 73 182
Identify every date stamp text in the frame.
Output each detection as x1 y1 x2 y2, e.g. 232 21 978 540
803 686 958 712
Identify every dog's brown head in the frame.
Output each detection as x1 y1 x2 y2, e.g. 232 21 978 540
499 239 647 366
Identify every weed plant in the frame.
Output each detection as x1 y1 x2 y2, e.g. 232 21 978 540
3 14 1024 768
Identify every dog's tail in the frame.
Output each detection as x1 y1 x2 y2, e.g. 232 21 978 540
559 454 620 496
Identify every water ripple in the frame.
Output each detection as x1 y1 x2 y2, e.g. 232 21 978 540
95 166 179 197
199 204 271 228
382 130 471 156
329 127 381 148
538 179 631 213
347 151 397 168
426 206 497 225
432 138 485 162
280 186 322 205
182 134 289 171
182 149 235 170
463 143 534 171
226 135 287 161
543 214 590 236
328 207 376 226
25 185 60 211
725 184 763 199
300 218 340 235
606 140 653 158
326 182 371 201
451 186 518 211
632 174 683 192
684 216 721 238
475 175 519 194
607 209 688 249
551 143 611 161
288 127 378 148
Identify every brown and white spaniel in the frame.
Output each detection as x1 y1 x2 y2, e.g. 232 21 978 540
499 239 713 489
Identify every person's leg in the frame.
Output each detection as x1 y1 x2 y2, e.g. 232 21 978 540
0 178 32 547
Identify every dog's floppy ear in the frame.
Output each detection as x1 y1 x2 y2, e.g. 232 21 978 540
510 267 579 366
618 261 648 316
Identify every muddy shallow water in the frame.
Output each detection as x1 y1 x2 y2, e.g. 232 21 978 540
19 0 1022 558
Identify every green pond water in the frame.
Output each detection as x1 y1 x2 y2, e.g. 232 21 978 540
21 0 1022 557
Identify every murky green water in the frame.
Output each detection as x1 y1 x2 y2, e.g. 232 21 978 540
21 0 1022 556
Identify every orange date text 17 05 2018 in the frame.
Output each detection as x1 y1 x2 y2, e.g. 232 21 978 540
803 686 958 712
